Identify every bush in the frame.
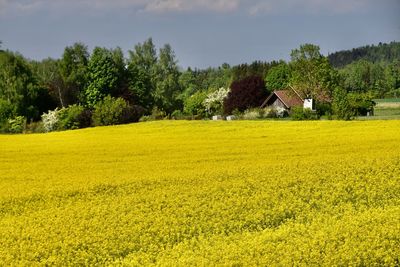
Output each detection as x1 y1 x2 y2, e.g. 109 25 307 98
76 109 93 129
204 87 230 115
58 105 85 130
92 95 142 126
183 91 207 118
8 116 26 133
121 105 145 124
291 107 319 121
41 108 60 132
25 121 45 133
171 110 185 120
242 108 264 120
241 107 286 120
92 96 127 126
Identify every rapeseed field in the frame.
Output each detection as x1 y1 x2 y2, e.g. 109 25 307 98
0 120 399 265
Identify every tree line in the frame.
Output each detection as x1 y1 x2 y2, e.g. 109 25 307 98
0 39 399 133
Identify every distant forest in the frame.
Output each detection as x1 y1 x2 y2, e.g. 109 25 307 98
328 41 400 68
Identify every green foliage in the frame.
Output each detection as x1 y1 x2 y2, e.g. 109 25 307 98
92 95 128 126
85 47 120 107
289 44 338 101
7 116 26 133
30 58 65 107
328 41 400 68
60 43 89 105
153 44 182 114
347 92 376 116
0 98 16 123
291 107 319 120
231 61 277 82
332 87 353 120
183 91 207 117
127 38 157 112
0 50 49 121
25 121 44 133
265 62 291 90
58 105 86 130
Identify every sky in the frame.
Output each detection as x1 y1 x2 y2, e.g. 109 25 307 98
0 0 399 69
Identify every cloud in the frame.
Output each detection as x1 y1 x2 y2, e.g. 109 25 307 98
144 0 240 13
0 0 375 16
248 0 370 15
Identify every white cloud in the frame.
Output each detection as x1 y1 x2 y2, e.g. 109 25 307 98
247 0 370 15
0 0 374 16
143 0 240 13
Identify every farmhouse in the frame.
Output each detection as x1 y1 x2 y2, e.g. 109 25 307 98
260 87 332 113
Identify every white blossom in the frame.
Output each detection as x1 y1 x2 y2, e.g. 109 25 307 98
41 108 60 132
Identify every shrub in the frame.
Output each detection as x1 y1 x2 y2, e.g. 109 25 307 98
7 116 26 133
291 107 319 121
171 110 185 120
184 91 207 118
41 108 60 132
25 121 45 133
92 96 127 126
121 105 145 124
242 108 264 120
76 109 93 128
58 105 86 130
203 87 230 115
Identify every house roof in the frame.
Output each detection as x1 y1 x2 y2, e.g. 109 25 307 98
261 90 303 109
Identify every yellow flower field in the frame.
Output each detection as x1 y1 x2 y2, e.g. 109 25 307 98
0 120 399 265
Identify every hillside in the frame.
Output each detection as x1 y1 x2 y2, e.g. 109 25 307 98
328 41 400 68
0 121 399 265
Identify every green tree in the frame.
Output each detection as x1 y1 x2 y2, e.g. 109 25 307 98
85 47 120 107
332 87 353 120
265 62 291 90
385 60 400 97
0 51 49 121
154 44 182 114
179 67 201 101
31 58 65 107
127 38 157 112
290 44 338 100
60 43 89 105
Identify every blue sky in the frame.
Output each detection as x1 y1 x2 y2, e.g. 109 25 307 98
0 0 399 68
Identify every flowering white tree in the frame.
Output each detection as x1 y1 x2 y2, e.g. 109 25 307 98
41 108 60 132
203 87 230 115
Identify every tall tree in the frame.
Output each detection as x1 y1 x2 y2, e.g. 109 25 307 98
127 38 157 111
154 43 182 114
290 44 338 100
85 47 120 107
31 58 65 107
223 76 268 114
60 43 89 105
0 51 52 120
265 61 291 90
